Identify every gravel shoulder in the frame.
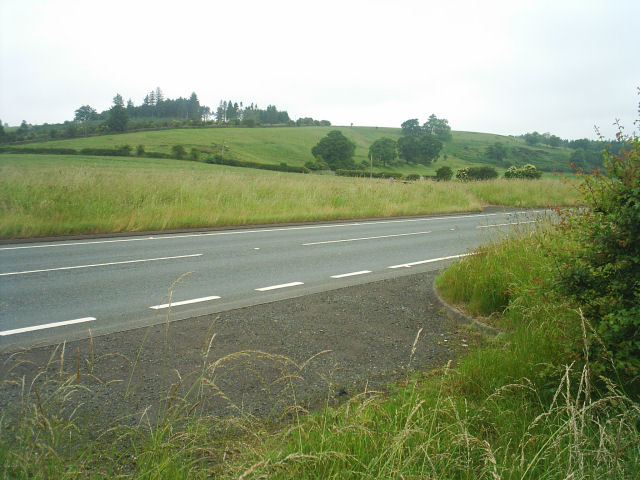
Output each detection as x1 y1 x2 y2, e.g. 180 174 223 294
0 269 484 427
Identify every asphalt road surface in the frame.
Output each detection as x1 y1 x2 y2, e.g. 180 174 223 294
0 208 542 350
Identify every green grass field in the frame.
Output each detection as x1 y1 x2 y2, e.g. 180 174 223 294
11 126 574 175
0 153 581 239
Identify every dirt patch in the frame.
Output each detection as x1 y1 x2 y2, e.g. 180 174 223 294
0 270 482 427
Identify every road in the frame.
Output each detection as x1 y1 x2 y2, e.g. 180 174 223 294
0 209 541 350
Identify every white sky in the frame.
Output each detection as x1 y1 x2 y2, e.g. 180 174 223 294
1 0 638 139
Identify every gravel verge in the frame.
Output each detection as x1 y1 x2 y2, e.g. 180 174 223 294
0 269 484 427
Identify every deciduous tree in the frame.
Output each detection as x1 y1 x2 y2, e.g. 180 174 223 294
311 130 356 170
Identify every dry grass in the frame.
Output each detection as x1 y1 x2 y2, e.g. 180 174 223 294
0 154 581 239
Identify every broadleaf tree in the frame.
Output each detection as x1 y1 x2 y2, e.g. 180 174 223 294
368 137 397 167
311 130 356 170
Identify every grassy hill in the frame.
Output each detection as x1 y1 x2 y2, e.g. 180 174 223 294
10 126 574 175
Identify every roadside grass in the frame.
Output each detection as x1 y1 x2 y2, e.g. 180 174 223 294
0 154 581 239
2 219 638 478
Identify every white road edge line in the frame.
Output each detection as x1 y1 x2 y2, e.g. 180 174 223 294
477 220 537 229
330 270 372 279
0 254 203 277
0 317 96 336
255 282 304 292
0 212 506 251
303 231 432 246
150 295 221 310
388 253 473 269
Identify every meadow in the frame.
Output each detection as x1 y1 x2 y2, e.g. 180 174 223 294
8 125 574 175
0 153 581 239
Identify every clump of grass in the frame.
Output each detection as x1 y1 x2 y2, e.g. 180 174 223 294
0 154 580 239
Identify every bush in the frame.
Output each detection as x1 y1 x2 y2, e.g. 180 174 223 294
0 146 77 155
190 148 200 161
436 166 453 181
171 144 186 159
136 145 145 156
405 174 422 181
79 146 131 156
556 128 640 384
504 164 542 179
456 166 498 181
205 155 309 173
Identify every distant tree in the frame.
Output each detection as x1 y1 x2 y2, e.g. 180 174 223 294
399 134 442 165
106 94 129 132
17 120 30 136
401 118 422 137
0 121 6 143
436 166 453 181
74 105 98 136
485 142 508 163
187 92 201 119
423 114 452 141
368 137 397 167
171 144 186 159
523 131 542 145
311 130 356 170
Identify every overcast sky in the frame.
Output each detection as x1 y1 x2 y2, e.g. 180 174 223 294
1 0 638 139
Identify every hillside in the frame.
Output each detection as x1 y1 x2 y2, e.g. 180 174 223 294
10 126 574 174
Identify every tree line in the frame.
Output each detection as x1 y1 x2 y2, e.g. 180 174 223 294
0 88 330 143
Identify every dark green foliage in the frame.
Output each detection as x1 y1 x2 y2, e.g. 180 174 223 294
504 164 542 179
397 134 442 165
171 144 187 159
106 94 129 133
485 142 508 164
311 130 356 170
136 145 145 156
557 131 640 384
190 147 200 161
436 166 453 181
456 166 498 181
0 146 77 155
400 119 422 137
368 137 397 167
405 173 421 181
79 146 131 156
423 114 452 141
205 155 309 173
335 169 404 179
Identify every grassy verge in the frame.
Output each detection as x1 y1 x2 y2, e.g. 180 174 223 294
2 220 637 478
0 154 581 239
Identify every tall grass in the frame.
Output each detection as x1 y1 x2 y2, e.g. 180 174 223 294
0 154 581 239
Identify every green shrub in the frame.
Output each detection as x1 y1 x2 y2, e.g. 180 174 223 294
171 144 186 159
0 146 77 155
405 173 421 181
456 166 498 181
504 164 542 179
136 144 145 156
190 147 200 161
205 155 309 173
556 128 640 385
436 166 453 181
79 147 131 156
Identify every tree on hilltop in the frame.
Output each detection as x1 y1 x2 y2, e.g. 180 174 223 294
423 114 452 141
107 94 129 132
401 118 422 137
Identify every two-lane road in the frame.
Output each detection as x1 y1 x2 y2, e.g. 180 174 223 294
0 209 541 350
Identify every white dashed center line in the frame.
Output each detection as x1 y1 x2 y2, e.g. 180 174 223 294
0 317 96 336
330 270 372 278
0 254 203 276
302 231 432 246
388 253 472 269
150 295 221 310
255 282 304 292
477 220 537 229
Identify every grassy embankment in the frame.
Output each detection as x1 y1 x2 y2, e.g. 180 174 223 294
10 125 574 175
0 153 581 239
2 219 638 478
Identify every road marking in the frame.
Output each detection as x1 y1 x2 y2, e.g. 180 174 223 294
0 317 96 336
150 295 221 310
0 212 507 251
255 282 304 292
331 270 372 278
477 220 537 228
0 253 203 277
302 231 432 246
388 253 473 269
